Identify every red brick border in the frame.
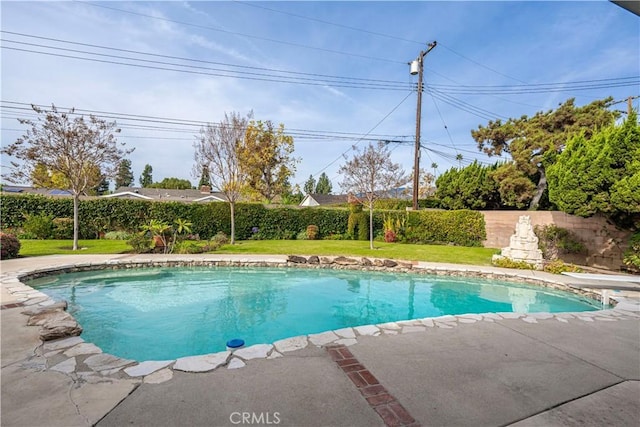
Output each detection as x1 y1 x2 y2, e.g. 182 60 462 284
327 344 420 427
1 302 25 310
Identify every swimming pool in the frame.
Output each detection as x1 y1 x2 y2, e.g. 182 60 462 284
28 266 602 361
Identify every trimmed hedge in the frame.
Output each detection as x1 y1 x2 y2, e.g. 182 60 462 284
404 209 486 246
0 194 485 246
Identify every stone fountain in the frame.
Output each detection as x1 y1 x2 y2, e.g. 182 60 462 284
493 215 544 270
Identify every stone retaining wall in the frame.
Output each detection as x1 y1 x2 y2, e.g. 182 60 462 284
481 211 632 270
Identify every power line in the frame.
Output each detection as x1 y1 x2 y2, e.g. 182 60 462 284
1 101 413 143
426 88 505 121
429 95 459 156
1 43 407 91
314 91 415 178
79 1 406 65
1 31 411 87
436 43 528 84
428 76 639 95
231 1 530 85
4 32 635 96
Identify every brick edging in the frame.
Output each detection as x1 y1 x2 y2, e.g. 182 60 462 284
327 344 420 427
1 302 25 310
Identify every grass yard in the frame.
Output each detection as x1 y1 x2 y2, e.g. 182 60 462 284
17 239 499 265
17 239 131 257
217 240 499 266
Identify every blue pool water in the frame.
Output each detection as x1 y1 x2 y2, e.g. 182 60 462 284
28 267 601 361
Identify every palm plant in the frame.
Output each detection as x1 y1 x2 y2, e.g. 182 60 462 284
169 218 193 253
140 219 171 252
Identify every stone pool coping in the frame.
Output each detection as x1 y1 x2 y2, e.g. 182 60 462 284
2 253 639 386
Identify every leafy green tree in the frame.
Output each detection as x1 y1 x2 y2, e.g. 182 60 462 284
198 165 211 188
339 141 408 249
315 172 333 194
115 159 134 188
303 175 316 195
472 97 618 209
148 177 193 189
239 120 299 202
436 161 500 210
490 162 536 209
30 162 82 190
31 163 53 187
139 164 153 187
2 104 131 250
94 176 110 195
282 184 304 205
547 110 640 225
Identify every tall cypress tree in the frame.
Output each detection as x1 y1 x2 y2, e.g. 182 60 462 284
115 159 134 188
303 175 316 195
139 164 153 187
315 172 332 194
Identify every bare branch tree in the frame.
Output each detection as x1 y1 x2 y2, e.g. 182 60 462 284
193 111 251 244
1 104 131 250
339 141 409 249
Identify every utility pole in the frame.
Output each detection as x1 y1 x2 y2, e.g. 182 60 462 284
410 41 437 211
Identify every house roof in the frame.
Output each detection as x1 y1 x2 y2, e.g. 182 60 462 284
106 187 227 203
1 185 74 197
300 193 348 206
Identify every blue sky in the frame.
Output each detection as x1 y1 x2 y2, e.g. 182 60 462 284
1 1 638 192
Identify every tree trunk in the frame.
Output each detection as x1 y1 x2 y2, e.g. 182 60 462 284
230 201 236 244
369 202 374 250
529 166 547 210
72 194 79 250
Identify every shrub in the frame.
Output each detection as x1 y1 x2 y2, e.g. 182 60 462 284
52 217 74 239
623 231 640 272
347 204 368 241
173 241 205 254
212 231 230 245
22 213 54 239
17 230 37 240
126 233 153 253
0 233 21 259
543 260 583 274
491 257 536 270
374 199 411 210
383 214 407 241
306 225 319 240
534 225 586 260
384 229 397 243
203 233 230 252
104 231 132 240
296 230 308 240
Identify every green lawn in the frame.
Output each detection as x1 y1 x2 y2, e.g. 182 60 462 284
18 239 131 257
17 239 499 265
217 240 499 265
